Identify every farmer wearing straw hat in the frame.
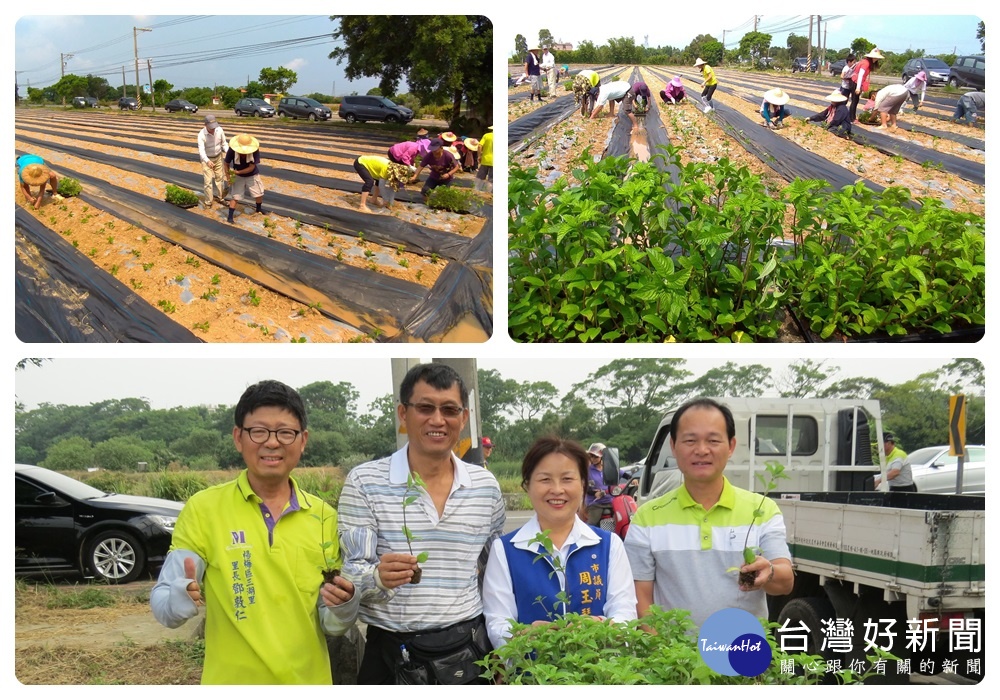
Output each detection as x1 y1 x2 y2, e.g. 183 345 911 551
694 58 718 112
474 126 493 192
848 48 883 122
409 138 460 199
197 115 229 207
760 88 791 129
524 46 542 102
806 91 852 138
456 137 479 172
224 133 266 223
353 155 414 213
659 76 686 105
15 154 59 209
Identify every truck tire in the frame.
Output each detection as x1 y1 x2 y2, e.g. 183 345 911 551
777 596 841 683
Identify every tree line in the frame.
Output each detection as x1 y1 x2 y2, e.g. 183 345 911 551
15 360 983 474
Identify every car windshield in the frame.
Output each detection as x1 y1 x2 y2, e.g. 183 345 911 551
924 59 949 69
253 99 268 106
303 98 324 107
907 447 946 465
20 467 108 500
381 97 399 107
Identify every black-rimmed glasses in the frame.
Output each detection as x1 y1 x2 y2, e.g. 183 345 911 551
241 427 302 445
402 401 466 418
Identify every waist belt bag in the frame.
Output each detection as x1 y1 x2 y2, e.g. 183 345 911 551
396 617 491 685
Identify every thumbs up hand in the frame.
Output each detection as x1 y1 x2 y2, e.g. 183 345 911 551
183 557 203 606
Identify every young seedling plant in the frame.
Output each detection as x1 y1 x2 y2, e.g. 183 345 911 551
728 461 788 587
314 502 340 585
402 471 430 584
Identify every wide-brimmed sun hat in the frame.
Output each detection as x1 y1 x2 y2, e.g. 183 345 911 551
825 91 849 103
529 46 541 52
21 163 50 185
415 127 429 137
763 88 790 106
463 137 479 151
229 134 259 154
445 146 461 159
670 76 684 88
865 48 884 60
694 58 707 67
915 71 927 82
439 131 458 143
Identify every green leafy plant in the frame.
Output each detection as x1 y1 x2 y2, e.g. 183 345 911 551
159 246 168 255
415 270 423 281
479 605 885 685
200 288 220 301
174 274 185 283
398 258 409 268
87 248 98 257
426 185 483 214
165 184 200 207
210 274 220 285
726 462 788 586
142 262 154 271
292 336 308 343
157 300 177 313
192 321 210 332
312 502 340 584
184 256 200 268
248 288 262 307
402 471 430 583
130 278 142 290
57 177 82 197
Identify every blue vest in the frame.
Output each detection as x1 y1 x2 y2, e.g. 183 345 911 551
501 526 611 623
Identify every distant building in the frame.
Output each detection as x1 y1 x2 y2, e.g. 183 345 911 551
551 42 573 52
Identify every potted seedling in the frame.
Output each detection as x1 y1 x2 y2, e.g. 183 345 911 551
402 471 430 584
313 502 340 585
728 461 788 588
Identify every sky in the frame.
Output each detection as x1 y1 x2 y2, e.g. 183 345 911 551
13 14 393 96
14 357 961 416
508 13 985 58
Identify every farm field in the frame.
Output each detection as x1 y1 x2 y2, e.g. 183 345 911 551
508 65 985 343
15 108 493 343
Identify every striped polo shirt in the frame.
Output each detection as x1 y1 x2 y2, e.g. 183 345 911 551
624 477 791 628
338 446 505 632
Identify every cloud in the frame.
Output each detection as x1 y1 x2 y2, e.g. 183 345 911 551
284 58 307 71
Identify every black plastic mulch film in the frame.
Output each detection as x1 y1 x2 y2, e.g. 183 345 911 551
15 208 202 343
14 121 491 342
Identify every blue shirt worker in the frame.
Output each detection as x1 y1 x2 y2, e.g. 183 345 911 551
760 88 791 129
584 442 613 526
150 380 358 684
16 154 60 209
624 398 794 628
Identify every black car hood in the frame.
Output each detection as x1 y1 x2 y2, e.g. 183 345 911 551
88 493 183 516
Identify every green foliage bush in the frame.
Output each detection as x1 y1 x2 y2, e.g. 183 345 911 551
293 468 344 506
427 186 483 214
82 471 137 495
480 606 882 684
148 472 209 502
42 436 95 472
509 146 985 342
165 184 200 207
57 177 82 197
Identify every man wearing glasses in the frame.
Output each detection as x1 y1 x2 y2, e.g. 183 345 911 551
151 380 357 683
338 362 505 684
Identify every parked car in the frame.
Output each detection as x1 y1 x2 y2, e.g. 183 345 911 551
338 94 415 124
907 444 985 495
901 57 951 86
277 96 332 121
164 98 199 113
792 56 819 73
14 464 182 584
118 96 139 110
829 58 848 76
948 55 985 90
234 97 276 117
72 96 99 108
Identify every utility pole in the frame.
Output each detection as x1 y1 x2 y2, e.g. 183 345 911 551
146 59 155 111
753 15 758 31
59 52 73 107
121 66 127 98
134 26 151 104
807 16 813 70
821 17 827 69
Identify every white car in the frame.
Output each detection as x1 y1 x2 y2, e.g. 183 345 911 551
908 445 985 495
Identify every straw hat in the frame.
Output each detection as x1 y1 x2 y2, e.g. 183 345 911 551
21 163 50 186
415 127 429 137
670 76 684 88
229 134 259 154
694 58 707 67
445 146 461 160
529 46 541 53
439 131 458 143
915 71 927 82
824 91 848 103
865 48 884 60
463 137 480 152
763 88 790 106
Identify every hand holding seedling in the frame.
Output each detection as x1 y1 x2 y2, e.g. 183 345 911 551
738 555 774 592
377 552 419 589
320 575 356 606
183 557 203 606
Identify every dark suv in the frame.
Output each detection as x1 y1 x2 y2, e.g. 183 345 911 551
948 55 985 90
901 57 951 86
338 95 415 124
792 56 819 73
277 96 332 121
118 96 139 110
15 464 182 584
234 97 276 117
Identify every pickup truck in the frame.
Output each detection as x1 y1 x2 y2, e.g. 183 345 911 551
774 491 984 682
